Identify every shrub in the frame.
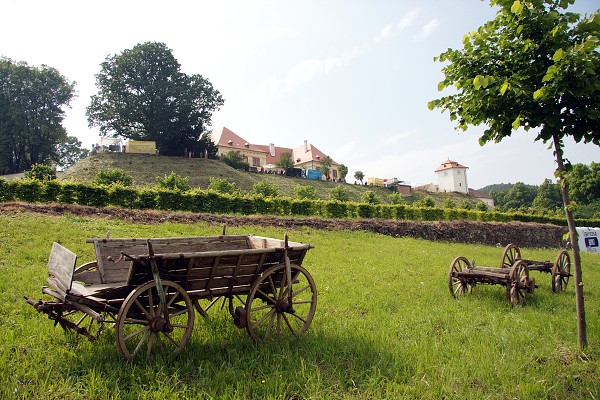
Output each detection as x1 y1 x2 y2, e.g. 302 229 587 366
443 198 457 209
361 190 381 205
75 183 109 207
252 181 279 197
109 185 139 208
460 200 473 210
0 178 16 201
208 177 239 195
24 163 56 181
41 180 62 202
475 201 488 212
294 185 318 200
220 151 249 171
290 199 315 216
156 172 190 191
328 186 349 202
325 201 348 218
388 192 404 205
14 179 43 202
95 168 133 186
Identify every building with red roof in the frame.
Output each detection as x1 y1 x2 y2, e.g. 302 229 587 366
210 127 340 180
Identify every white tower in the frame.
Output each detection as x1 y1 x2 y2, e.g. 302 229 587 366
435 159 468 194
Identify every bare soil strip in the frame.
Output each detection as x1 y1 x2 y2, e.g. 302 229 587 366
0 201 567 248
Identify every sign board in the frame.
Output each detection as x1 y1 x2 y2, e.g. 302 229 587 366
576 227 600 253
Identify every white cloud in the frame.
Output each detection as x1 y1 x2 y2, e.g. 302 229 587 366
374 9 419 43
417 18 441 40
398 9 419 31
375 24 394 42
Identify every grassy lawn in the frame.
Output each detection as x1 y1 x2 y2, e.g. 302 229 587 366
2 212 599 399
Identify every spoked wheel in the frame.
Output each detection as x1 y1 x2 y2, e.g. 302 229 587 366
551 250 571 292
245 264 317 342
447 256 472 299
500 243 521 270
507 260 530 306
116 280 194 360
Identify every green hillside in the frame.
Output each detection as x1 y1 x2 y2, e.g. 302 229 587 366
59 152 481 206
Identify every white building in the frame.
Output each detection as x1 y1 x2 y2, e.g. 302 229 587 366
435 159 469 194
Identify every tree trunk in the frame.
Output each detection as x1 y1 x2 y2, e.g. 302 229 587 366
553 134 587 349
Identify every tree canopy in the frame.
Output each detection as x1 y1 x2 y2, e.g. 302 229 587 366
0 57 84 173
275 152 294 171
86 42 224 157
429 0 599 147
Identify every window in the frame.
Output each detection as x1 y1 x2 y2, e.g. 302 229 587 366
252 157 260 166
243 156 248 163
333 170 338 179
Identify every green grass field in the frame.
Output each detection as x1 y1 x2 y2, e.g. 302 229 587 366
2 212 599 399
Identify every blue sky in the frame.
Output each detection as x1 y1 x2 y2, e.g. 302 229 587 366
2 0 598 188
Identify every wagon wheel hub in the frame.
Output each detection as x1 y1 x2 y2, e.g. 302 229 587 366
150 317 173 333
276 299 294 314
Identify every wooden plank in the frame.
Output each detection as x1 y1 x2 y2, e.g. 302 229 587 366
46 242 77 295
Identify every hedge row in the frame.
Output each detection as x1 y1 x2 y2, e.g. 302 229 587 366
1 178 598 227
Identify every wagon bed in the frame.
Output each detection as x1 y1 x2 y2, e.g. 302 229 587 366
25 230 317 360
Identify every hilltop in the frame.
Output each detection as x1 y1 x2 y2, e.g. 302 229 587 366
59 152 482 207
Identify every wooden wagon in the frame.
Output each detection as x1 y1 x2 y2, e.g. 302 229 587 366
25 230 317 360
448 244 570 305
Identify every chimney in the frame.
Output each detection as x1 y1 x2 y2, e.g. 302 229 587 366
304 140 308 152
269 143 275 157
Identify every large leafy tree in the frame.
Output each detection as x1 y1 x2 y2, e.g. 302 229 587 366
568 162 600 204
429 0 599 348
87 42 224 157
275 151 295 171
0 57 77 173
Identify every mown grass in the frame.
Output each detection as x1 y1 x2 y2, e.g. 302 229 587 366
2 212 599 399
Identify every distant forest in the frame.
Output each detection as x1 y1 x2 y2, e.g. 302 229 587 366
477 162 599 219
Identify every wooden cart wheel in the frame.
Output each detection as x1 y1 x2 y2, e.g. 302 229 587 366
115 280 194 360
447 256 472 299
500 243 521 270
507 260 530 306
245 263 317 342
551 250 571 292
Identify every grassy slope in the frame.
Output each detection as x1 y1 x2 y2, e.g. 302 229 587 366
4 213 599 399
59 152 480 206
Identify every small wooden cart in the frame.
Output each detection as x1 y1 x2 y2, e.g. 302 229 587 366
25 230 317 360
448 244 570 305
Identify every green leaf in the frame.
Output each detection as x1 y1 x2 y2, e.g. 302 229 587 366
516 25 524 35
512 115 521 130
473 75 485 89
511 1 524 15
427 101 436 110
499 81 509 95
553 48 565 62
533 88 544 100
437 81 446 91
542 65 557 82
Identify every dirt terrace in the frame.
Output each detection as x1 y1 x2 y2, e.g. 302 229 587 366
1 202 567 248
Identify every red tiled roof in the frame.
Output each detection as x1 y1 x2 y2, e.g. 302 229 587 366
435 159 468 172
468 188 492 199
254 144 293 165
211 127 267 153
